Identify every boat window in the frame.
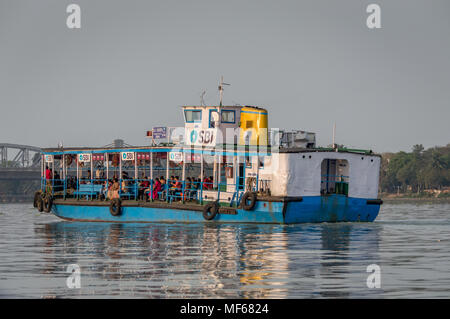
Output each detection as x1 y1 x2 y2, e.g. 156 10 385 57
209 110 219 128
184 110 202 123
246 120 253 128
221 110 235 123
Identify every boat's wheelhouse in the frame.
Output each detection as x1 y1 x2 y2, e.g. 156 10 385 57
182 105 269 147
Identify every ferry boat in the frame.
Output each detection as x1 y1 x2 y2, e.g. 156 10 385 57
34 83 382 224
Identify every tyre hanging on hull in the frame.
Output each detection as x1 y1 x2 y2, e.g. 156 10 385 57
241 192 257 211
33 191 41 208
203 201 219 221
109 198 122 216
43 195 53 213
36 195 44 212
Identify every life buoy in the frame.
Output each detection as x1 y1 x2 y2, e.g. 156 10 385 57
203 201 219 221
111 154 120 167
241 192 257 211
65 154 73 166
43 195 53 213
36 195 44 212
109 198 121 216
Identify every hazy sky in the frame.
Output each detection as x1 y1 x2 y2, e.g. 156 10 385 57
1 0 449 153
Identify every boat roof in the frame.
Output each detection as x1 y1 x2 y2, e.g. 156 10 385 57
41 145 380 157
181 105 267 110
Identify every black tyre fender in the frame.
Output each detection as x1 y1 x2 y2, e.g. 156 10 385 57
33 191 41 208
36 196 44 212
241 192 257 211
203 201 219 221
43 195 53 213
109 199 122 216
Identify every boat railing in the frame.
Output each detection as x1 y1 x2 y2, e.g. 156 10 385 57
41 177 244 207
41 175 271 207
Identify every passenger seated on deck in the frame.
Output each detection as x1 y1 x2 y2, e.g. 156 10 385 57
159 177 167 200
101 180 108 200
66 176 76 191
85 170 91 184
189 177 198 201
171 176 182 201
203 176 213 190
107 178 120 199
184 177 192 200
168 176 176 198
121 172 128 191
138 176 150 200
169 176 175 188
151 178 161 200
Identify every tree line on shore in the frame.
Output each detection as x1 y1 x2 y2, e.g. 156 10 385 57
380 143 450 194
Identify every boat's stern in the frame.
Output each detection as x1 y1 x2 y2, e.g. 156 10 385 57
283 195 382 224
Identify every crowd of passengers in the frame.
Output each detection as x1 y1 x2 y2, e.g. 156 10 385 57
45 165 216 201
104 174 215 201
104 174 216 201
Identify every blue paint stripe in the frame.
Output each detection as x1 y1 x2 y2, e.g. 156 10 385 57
42 148 270 157
241 110 268 115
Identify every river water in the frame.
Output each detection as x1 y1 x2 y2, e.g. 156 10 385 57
0 202 449 298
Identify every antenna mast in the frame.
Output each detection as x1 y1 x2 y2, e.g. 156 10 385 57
332 122 336 150
218 76 230 107
200 90 206 106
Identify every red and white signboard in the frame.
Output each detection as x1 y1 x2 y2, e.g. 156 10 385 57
137 153 151 160
92 155 105 161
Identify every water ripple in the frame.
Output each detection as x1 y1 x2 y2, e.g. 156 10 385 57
0 202 449 298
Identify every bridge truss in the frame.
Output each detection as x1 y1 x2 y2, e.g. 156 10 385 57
0 143 42 168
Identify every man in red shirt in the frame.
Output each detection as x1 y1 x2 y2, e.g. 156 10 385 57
45 166 52 180
45 166 52 194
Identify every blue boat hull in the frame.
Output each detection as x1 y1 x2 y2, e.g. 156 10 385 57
283 195 380 223
51 195 380 224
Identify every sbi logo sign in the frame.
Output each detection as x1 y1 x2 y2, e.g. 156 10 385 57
190 130 198 144
188 129 215 146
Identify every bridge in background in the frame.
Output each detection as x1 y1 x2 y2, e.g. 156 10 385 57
0 143 42 202
0 143 41 168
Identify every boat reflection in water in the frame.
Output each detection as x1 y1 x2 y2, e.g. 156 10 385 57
37 221 382 298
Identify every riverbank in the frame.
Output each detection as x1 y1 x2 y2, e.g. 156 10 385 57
381 193 450 203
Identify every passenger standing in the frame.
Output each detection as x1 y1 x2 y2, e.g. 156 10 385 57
45 166 52 180
45 166 53 194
